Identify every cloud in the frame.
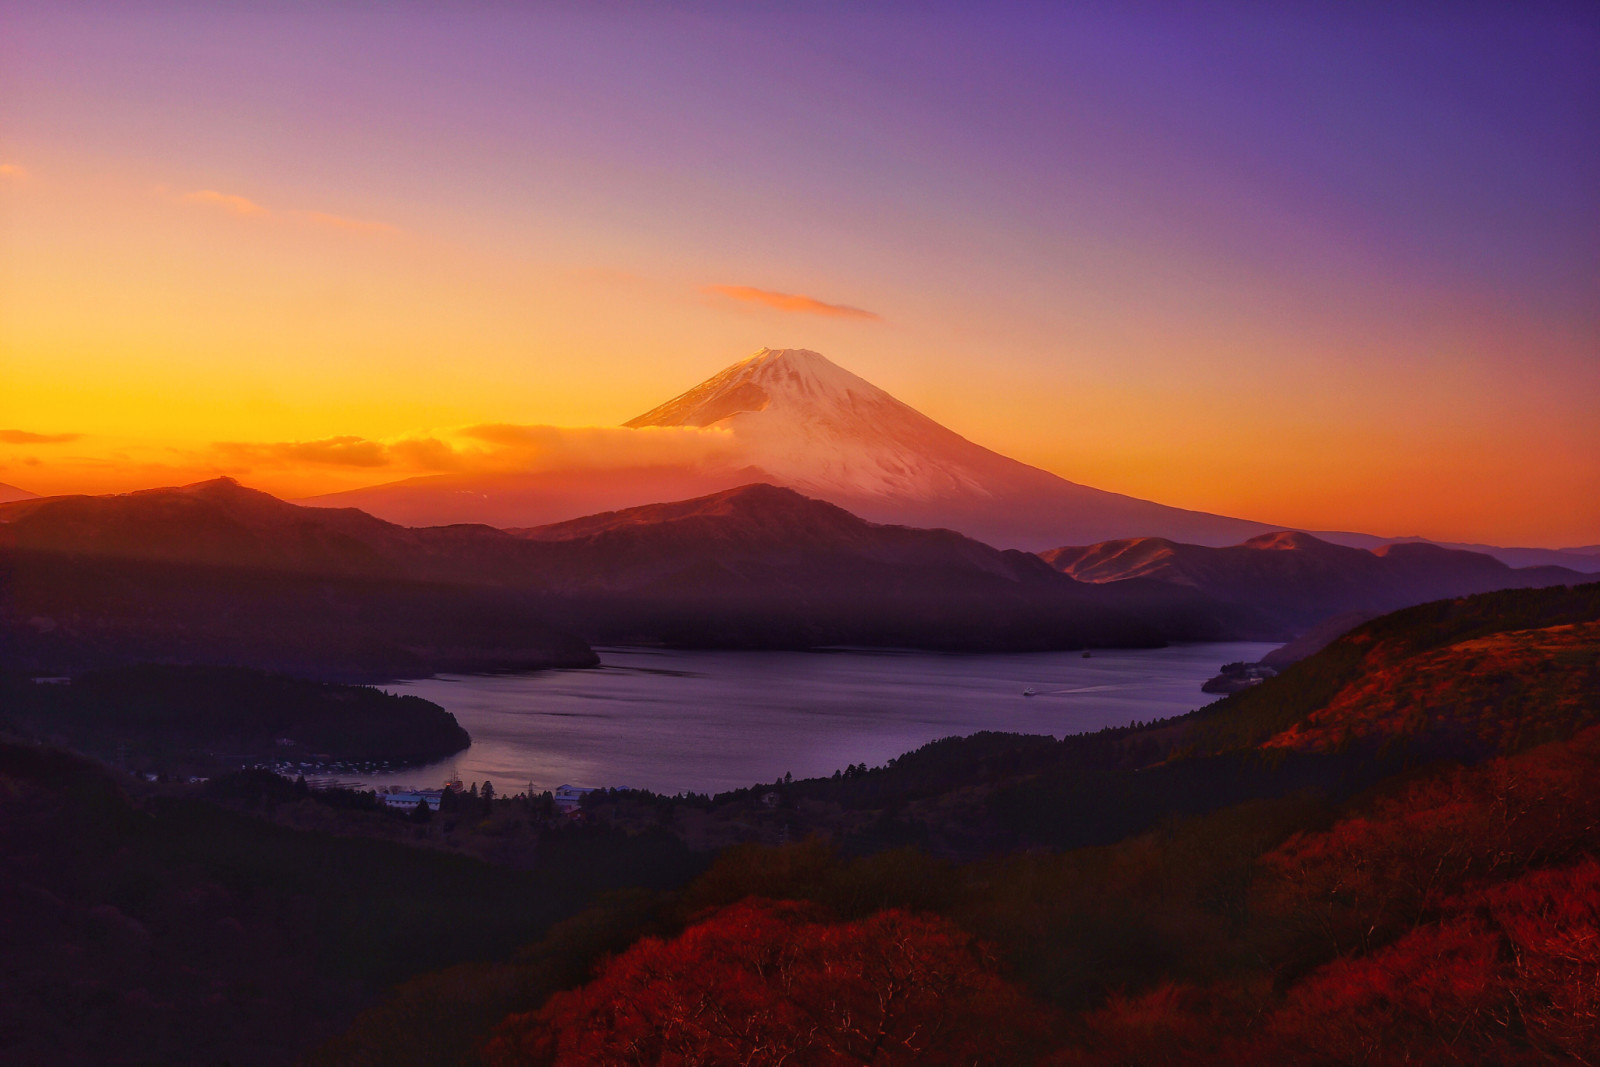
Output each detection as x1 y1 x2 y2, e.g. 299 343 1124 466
0 163 26 180
203 425 735 484
181 189 269 216
215 435 406 469
457 423 737 471
705 285 880 321
295 210 400 236
0 430 83 444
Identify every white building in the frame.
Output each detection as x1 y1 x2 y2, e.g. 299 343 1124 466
382 790 442 812
553 784 597 814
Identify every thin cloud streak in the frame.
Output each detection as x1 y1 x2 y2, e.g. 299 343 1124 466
203 424 736 481
706 285 880 321
173 188 399 235
181 189 268 216
0 430 83 444
214 435 411 469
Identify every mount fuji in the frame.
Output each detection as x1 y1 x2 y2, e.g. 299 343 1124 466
312 347 1281 548
624 348 1280 548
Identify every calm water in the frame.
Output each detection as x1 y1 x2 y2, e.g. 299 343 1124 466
343 643 1275 796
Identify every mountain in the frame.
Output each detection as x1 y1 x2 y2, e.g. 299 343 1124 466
0 478 1244 661
505 481 1249 649
313 348 1282 549
1042 529 1585 634
0 481 37 504
1306 530 1600 573
0 479 598 680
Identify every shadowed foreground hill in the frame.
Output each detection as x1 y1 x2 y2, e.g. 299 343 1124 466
0 740 704 1066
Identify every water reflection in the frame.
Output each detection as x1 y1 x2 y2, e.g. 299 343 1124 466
349 642 1276 796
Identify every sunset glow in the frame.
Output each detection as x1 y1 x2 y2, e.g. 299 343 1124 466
1 5 1595 546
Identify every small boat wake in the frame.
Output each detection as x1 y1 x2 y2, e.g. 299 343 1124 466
1021 683 1129 697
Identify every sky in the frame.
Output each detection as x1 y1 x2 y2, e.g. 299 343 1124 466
1 2 1596 546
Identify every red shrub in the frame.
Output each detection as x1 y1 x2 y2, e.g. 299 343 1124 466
482 898 1052 1065
1257 858 1600 1065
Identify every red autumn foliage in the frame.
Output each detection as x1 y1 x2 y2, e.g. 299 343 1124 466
1059 728 1600 1065
1257 858 1600 1064
1263 619 1600 755
481 897 1053 1066
1256 724 1600 961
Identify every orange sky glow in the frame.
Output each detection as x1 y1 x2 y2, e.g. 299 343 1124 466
1 7 1595 548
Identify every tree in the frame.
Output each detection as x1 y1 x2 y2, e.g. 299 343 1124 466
410 798 433 823
481 780 495 803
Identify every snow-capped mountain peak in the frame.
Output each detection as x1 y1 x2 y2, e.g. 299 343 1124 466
626 348 899 429
625 347 997 499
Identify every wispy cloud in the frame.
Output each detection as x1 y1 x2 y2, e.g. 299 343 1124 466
214 435 420 469
457 423 736 470
705 284 880 321
0 163 26 180
209 424 735 479
0 429 83 445
181 188 269 216
294 210 400 236
172 187 399 236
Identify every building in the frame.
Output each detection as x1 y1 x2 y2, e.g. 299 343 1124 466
381 789 443 812
553 784 597 814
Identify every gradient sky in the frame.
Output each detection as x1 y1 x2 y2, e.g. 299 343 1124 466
2 2 1596 545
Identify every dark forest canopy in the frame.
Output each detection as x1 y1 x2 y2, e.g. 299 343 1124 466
1 664 470 773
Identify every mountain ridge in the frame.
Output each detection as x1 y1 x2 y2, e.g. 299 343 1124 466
1043 530 1584 634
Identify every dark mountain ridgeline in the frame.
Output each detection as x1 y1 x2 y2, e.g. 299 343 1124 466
1044 528 1584 636
5 478 1583 672
509 483 1233 650
0 480 36 504
0 478 1245 658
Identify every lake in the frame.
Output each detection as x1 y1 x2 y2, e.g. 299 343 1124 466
340 642 1276 796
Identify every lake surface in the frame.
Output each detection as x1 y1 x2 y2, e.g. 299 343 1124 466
342 642 1276 796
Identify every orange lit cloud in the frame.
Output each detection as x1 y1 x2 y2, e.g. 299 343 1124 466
457 423 737 471
200 425 730 482
213 435 452 470
181 188 269 216
172 188 398 234
706 285 880 320
0 430 83 444
294 210 400 236
0 163 26 180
